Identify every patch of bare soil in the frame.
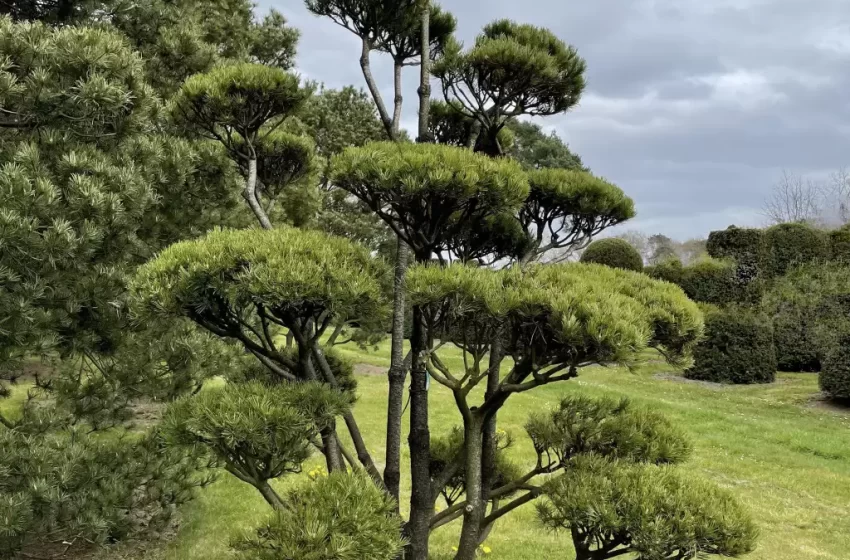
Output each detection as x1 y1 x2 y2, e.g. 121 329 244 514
3 360 55 384
805 395 850 415
354 363 386 376
127 400 167 429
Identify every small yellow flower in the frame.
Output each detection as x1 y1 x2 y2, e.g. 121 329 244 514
451 546 458 552
480 544 492 555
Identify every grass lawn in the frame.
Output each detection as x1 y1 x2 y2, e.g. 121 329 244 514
151 340 850 560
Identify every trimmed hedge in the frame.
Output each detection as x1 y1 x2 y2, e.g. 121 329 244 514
759 223 828 278
580 238 643 272
645 257 757 305
686 307 776 384
820 340 850 402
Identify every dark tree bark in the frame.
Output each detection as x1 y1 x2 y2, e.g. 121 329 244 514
405 302 432 560
384 236 409 508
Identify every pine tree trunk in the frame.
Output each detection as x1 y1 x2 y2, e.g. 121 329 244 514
385 237 409 508
243 158 273 230
454 417 485 560
405 303 431 560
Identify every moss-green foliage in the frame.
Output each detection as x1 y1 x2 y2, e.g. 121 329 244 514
646 257 758 305
763 262 850 372
828 224 850 263
580 238 643 272
162 382 350 485
522 170 634 260
331 142 529 259
131 227 388 324
433 20 586 155
172 63 308 140
525 395 692 467
686 307 776 384
231 471 404 560
759 222 828 279
428 100 514 152
538 456 757 560
820 340 850 402
407 262 703 367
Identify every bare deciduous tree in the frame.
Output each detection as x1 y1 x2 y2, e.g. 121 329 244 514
762 170 824 226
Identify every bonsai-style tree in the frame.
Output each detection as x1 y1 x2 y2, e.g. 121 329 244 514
433 20 586 155
172 63 313 229
131 226 389 476
401 261 702 559
539 457 758 560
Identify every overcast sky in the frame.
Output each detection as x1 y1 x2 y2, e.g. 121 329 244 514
259 0 850 240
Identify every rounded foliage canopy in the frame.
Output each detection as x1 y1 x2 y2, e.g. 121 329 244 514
131 227 388 325
759 222 828 278
433 19 586 118
525 395 692 467
331 141 529 257
539 456 757 560
172 63 308 141
406 262 703 367
580 238 642 272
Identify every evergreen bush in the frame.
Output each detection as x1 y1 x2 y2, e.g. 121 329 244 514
686 307 776 384
820 340 850 403
759 223 828 279
579 238 643 271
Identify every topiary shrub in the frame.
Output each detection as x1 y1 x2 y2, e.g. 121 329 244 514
762 262 850 372
686 307 776 384
828 224 850 264
646 257 758 305
580 238 643 272
707 225 763 263
820 339 850 403
759 223 828 279
231 471 405 560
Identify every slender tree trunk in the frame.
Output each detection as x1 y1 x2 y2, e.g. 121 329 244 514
405 302 431 560
392 60 404 136
416 0 432 143
406 6 435 558
454 416 485 560
359 38 396 141
480 336 503 501
243 158 273 230
385 237 409 508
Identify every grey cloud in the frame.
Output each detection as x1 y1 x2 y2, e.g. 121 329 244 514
260 0 850 239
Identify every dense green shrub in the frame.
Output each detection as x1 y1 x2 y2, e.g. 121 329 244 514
762 262 850 372
707 225 763 263
538 456 758 560
820 340 850 402
646 257 757 305
686 307 776 384
580 238 643 271
759 223 828 278
231 471 404 560
828 224 850 263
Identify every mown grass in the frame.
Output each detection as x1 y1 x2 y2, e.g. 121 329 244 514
151 339 850 560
